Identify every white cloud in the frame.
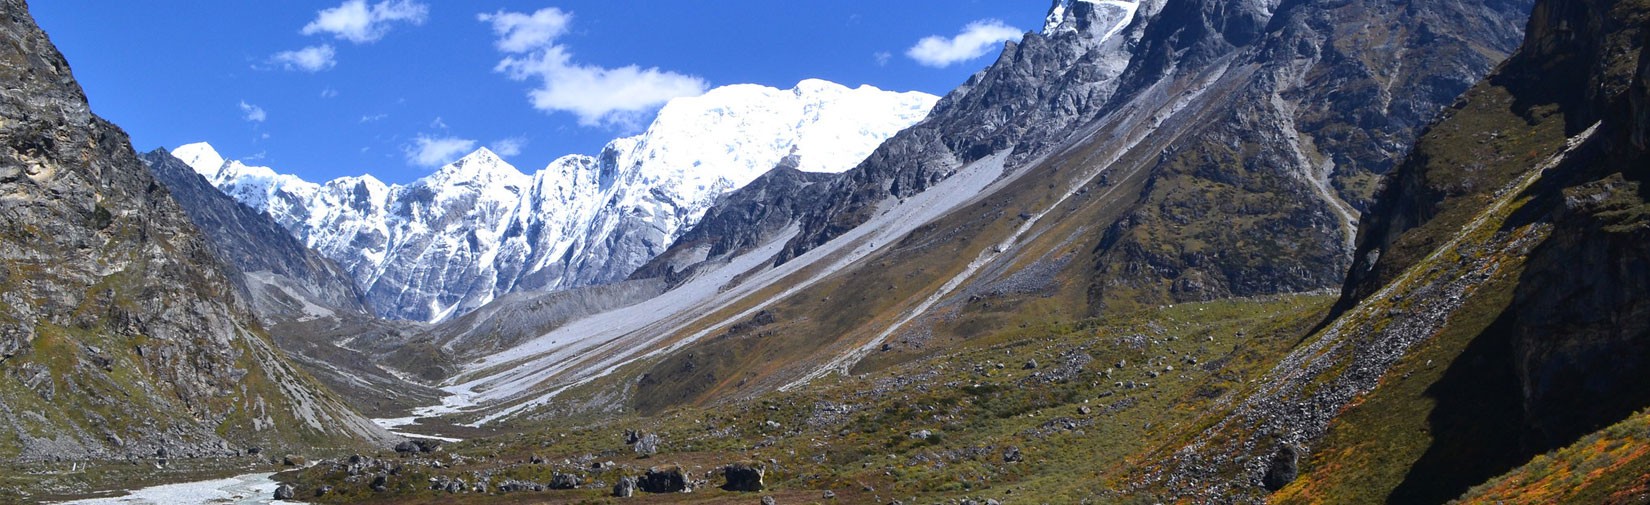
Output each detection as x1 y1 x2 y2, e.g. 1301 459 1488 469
406 135 476 167
302 0 428 44
429 117 448 129
482 8 708 128
906 20 1023 68
238 101 267 122
490 137 527 157
874 51 892 66
321 87 339 98
477 8 571 53
359 113 387 123
270 44 337 72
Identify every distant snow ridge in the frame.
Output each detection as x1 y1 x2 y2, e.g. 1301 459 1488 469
176 79 938 322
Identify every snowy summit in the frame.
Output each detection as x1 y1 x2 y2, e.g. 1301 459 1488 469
178 79 938 322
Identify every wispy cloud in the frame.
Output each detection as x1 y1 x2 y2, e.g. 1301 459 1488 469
490 137 528 157
303 0 428 44
269 44 337 72
480 8 707 128
906 20 1023 68
405 135 475 167
359 113 387 123
478 8 572 53
238 101 267 122
321 87 340 98
874 51 892 67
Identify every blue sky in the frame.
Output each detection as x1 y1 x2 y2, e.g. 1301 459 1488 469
32 1 1045 184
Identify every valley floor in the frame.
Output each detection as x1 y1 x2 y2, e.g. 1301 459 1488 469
276 295 1338 503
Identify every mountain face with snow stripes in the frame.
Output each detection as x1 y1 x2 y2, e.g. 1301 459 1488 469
176 79 937 322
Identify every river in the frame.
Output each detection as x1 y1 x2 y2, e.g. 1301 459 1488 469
52 472 304 505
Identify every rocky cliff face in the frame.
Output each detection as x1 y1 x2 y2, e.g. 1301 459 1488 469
0 0 389 463
1342 0 1650 463
180 80 936 323
697 0 1531 315
1141 0 1650 501
1079 0 1528 310
777 0 1146 264
550 0 1525 421
141 148 369 323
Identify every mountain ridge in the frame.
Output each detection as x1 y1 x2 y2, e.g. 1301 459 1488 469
179 79 938 322
0 0 392 477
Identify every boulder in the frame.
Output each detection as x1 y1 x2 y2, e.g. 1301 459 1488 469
634 432 660 456
721 461 765 492
393 441 419 454
282 455 307 466
639 465 689 493
550 472 581 489
273 484 294 500
613 476 637 497
1262 444 1301 491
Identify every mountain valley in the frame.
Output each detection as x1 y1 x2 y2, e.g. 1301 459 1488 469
5 0 1650 503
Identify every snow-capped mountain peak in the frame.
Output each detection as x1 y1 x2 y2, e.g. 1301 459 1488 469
418 147 530 191
187 78 938 322
172 142 226 179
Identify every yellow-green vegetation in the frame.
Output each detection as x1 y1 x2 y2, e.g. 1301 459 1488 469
284 295 1334 503
1455 409 1650 504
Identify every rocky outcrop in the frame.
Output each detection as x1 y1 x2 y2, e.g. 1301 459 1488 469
0 0 390 463
639 465 689 493
721 461 766 492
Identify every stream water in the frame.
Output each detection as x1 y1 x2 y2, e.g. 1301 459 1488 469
53 473 304 505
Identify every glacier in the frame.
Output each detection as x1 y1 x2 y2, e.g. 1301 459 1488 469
175 79 938 322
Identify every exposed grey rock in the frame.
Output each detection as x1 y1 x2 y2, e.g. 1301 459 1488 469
140 149 368 323
633 432 660 456
1261 444 1300 491
393 441 419 454
0 0 393 465
273 484 294 500
721 461 765 492
639 465 689 493
613 476 637 497
550 472 581 489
